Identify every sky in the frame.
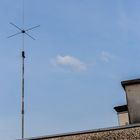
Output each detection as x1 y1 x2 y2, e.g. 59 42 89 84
0 0 140 139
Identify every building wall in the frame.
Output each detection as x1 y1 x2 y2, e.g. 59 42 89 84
26 125 140 140
118 112 129 126
125 84 140 124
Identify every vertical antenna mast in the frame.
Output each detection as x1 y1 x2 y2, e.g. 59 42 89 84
22 50 25 139
22 0 25 138
8 0 40 139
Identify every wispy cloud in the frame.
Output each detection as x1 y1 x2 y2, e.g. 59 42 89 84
100 51 112 63
51 55 87 72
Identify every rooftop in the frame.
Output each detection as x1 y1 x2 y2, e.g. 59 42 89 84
121 78 140 89
18 123 140 140
114 105 128 113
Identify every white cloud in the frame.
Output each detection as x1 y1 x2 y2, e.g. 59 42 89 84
100 51 112 63
52 55 87 71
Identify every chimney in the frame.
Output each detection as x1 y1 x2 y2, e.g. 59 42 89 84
114 105 129 126
121 79 140 124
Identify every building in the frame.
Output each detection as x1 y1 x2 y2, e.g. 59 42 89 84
19 78 140 140
121 79 140 124
114 105 129 126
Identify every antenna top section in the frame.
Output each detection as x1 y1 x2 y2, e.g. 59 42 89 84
8 22 40 40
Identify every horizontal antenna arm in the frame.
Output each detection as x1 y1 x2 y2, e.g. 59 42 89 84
25 25 40 32
10 22 22 31
25 32 36 40
8 32 22 38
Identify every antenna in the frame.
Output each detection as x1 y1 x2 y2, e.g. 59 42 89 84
8 0 40 139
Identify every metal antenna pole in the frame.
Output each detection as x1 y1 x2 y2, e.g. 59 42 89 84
7 0 40 138
22 50 25 139
22 0 25 138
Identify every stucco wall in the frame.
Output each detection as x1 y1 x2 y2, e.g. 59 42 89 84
118 112 129 126
25 124 140 140
125 84 140 124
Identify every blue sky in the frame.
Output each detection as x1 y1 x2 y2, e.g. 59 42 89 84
1 0 140 139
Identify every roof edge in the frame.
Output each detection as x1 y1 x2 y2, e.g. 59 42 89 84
121 78 140 89
114 105 127 113
18 123 140 140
